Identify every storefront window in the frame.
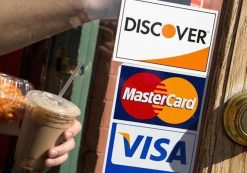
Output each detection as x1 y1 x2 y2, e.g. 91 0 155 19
191 0 223 10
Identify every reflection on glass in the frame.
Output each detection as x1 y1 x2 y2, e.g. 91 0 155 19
191 0 223 10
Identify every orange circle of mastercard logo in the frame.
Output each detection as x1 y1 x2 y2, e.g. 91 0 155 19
162 24 176 38
154 77 198 124
121 73 198 124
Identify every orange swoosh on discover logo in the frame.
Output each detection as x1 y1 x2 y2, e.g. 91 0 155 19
144 47 209 71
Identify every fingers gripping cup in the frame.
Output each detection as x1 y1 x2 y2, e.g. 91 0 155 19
13 90 81 172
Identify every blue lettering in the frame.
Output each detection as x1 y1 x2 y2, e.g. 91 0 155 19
150 138 170 161
124 135 144 157
122 133 187 165
167 141 186 164
140 136 152 159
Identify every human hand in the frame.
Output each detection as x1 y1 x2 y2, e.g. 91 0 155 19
44 119 82 168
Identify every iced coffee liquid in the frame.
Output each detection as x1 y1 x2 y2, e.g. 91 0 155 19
14 90 80 172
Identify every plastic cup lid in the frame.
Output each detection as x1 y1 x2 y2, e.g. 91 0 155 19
26 90 81 118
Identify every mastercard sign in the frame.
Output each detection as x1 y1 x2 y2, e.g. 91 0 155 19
114 65 205 131
121 74 198 124
113 0 218 73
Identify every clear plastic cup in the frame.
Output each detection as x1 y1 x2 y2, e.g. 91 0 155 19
0 73 33 122
13 90 81 173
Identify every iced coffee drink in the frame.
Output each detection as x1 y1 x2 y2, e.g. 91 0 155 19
13 90 81 172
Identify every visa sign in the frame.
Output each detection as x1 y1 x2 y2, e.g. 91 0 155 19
110 123 196 173
120 132 186 164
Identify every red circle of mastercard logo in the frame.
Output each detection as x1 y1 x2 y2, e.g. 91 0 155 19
121 73 198 124
121 73 161 119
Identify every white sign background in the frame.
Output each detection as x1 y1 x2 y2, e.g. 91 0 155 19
113 0 218 74
111 123 196 173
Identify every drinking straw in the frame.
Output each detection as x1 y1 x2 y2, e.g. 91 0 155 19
58 63 83 97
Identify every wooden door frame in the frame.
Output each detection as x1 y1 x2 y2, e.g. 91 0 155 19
196 0 247 172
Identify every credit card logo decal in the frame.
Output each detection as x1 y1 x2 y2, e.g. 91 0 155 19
105 123 196 173
113 0 218 72
114 65 206 131
121 72 198 124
